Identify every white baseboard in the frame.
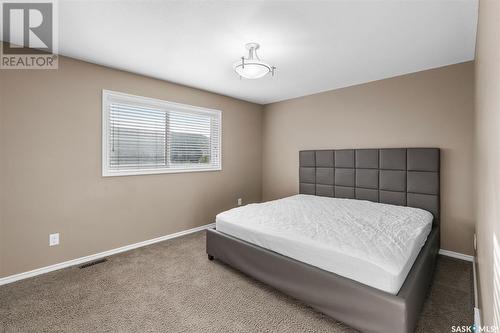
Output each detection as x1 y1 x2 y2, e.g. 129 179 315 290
0 230 476 287
474 307 482 329
473 259 479 306
439 249 474 262
0 223 215 286
473 256 482 329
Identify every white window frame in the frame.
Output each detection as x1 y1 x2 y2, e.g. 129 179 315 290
102 90 222 177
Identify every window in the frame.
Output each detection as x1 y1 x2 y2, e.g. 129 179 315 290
102 90 221 176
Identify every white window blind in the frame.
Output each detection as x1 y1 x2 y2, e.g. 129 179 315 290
102 90 221 176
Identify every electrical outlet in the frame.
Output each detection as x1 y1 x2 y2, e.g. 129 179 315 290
237 198 243 206
49 233 59 246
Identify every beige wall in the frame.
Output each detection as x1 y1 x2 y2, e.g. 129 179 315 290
0 75 3 277
262 62 475 255
0 53 477 281
474 0 500 326
0 56 263 278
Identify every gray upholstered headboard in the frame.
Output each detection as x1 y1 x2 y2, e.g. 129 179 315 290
299 148 440 223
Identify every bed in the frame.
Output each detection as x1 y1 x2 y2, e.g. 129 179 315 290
206 148 440 333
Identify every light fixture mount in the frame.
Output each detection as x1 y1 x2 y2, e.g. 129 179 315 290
233 42 276 79
245 42 260 51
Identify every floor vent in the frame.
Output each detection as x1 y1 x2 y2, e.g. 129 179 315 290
79 258 108 269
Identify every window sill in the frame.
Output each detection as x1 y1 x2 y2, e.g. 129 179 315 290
102 166 222 177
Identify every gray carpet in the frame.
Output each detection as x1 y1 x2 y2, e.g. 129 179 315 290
0 231 473 332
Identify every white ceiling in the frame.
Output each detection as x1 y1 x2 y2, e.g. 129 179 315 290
57 0 478 105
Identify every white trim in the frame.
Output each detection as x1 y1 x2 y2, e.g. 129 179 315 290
0 235 476 287
438 250 480 325
102 166 223 177
101 89 222 177
474 307 482 330
439 249 474 262
473 259 479 306
473 256 482 329
0 223 215 286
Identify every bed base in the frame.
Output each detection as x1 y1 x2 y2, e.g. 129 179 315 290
206 227 439 333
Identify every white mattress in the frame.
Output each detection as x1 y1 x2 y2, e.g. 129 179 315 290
216 194 433 294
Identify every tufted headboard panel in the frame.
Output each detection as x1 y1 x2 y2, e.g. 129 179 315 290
299 148 440 223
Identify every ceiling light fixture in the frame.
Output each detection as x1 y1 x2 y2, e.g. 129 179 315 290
233 43 276 79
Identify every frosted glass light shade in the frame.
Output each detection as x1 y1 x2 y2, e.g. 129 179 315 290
233 60 271 79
